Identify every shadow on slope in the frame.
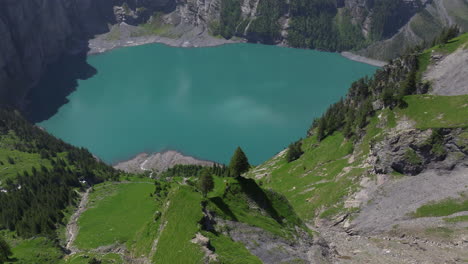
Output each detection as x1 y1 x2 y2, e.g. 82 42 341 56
24 52 97 123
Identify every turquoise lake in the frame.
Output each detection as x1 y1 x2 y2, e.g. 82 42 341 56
39 43 377 165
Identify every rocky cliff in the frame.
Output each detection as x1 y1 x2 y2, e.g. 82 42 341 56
0 0 115 106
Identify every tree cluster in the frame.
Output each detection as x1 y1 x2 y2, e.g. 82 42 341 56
211 0 243 39
309 53 420 141
310 26 462 142
158 164 228 178
431 25 461 46
368 0 422 41
154 181 171 199
247 0 286 43
0 109 118 238
287 0 384 51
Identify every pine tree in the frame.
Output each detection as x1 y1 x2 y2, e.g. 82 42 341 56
0 237 12 264
286 140 304 162
316 118 326 141
228 147 250 177
198 169 214 197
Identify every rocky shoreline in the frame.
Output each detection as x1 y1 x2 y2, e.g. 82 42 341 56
113 150 218 175
88 24 386 68
88 23 240 55
341 51 387 67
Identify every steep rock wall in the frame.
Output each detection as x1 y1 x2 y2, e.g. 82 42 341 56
0 0 112 106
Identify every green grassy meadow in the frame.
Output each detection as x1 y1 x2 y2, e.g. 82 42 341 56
412 197 468 218
152 186 204 264
5 236 63 264
398 95 468 129
74 182 157 249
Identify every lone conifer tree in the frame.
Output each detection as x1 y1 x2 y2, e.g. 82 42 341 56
198 169 214 197
228 147 250 177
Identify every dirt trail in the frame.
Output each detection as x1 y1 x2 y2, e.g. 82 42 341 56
66 188 91 254
65 181 153 255
146 198 172 264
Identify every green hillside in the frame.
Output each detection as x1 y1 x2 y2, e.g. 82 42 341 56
247 33 468 223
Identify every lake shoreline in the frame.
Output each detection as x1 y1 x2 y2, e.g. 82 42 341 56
340 51 387 67
88 23 240 55
43 35 378 165
87 24 385 67
113 150 219 174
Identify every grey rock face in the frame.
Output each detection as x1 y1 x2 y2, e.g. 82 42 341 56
372 128 467 176
0 0 112 106
216 218 331 264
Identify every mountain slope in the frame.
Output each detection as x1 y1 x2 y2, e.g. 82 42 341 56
247 33 468 263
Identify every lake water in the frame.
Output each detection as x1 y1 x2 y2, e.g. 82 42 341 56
39 43 377 165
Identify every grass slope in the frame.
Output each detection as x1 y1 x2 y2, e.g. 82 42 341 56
0 131 65 185
153 186 204 264
412 197 468 218
5 236 63 264
74 182 156 249
208 176 305 238
398 95 468 129
62 253 123 264
204 232 262 264
247 90 467 222
246 130 365 220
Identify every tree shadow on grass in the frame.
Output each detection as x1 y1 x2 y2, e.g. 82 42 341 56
209 197 238 222
237 177 283 224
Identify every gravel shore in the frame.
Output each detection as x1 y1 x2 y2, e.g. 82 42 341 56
341 51 387 67
88 23 240 55
88 23 386 68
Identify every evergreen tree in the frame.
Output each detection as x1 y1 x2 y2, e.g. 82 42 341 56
198 169 215 197
0 237 12 264
400 69 417 96
286 140 304 162
228 147 250 177
316 118 326 141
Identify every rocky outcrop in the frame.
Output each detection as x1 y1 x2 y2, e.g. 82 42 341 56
214 218 331 264
425 47 468 96
113 150 216 174
372 128 467 176
190 232 218 262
